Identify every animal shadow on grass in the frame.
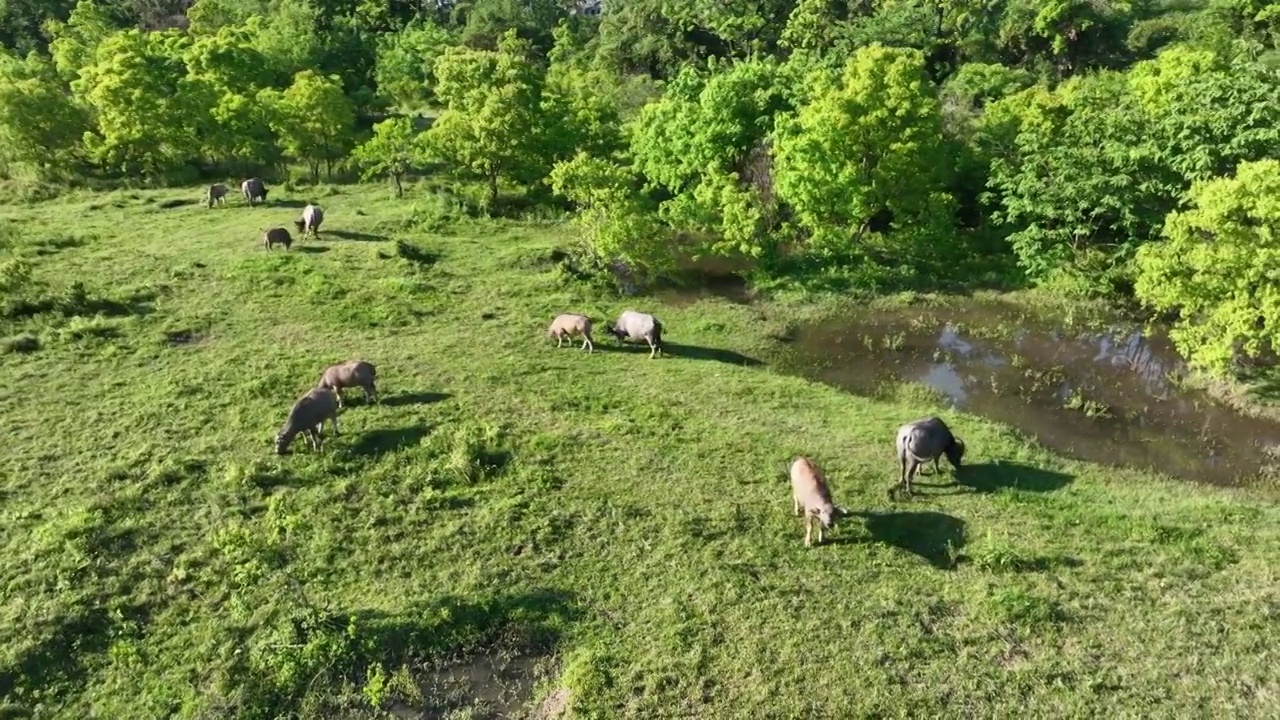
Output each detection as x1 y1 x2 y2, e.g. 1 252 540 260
382 391 452 407
272 199 309 208
847 510 966 570
7 284 160 322
329 229 390 243
250 466 309 490
960 462 1074 494
595 341 764 367
350 425 433 456
665 342 764 367
907 462 1074 495
294 245 329 254
996 554 1085 573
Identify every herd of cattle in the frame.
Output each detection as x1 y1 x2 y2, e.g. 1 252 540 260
205 178 323 250
540 313 968 545
218 178 968 547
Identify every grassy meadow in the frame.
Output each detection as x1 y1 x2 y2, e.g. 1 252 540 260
1 183 1278 718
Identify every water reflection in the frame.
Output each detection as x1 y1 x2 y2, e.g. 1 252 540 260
1090 329 1177 397
785 303 1280 486
921 363 967 404
938 324 975 356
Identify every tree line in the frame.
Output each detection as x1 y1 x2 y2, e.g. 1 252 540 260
0 0 1278 373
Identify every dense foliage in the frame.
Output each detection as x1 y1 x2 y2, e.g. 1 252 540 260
0 0 1277 367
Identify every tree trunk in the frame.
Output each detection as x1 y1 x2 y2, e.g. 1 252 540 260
393 173 403 198
487 170 499 209
853 218 871 245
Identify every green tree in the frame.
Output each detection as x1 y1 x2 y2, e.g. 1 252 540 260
628 57 793 260
771 44 956 267
0 52 87 177
209 91 283 175
1125 44 1221 111
991 45 1280 296
840 0 947 67
549 151 672 279
424 29 547 206
267 69 356 182
456 0 568 53
594 0 798 76
941 62 1037 113
373 18 455 110
541 23 625 164
188 0 320 82
350 116 424 196
631 58 789 195
938 63 1038 227
44 0 118 82
1134 160 1280 373
779 0 851 60
250 3 322 84
0 0 78 55
988 71 1178 294
671 0 799 57
1205 0 1280 55
968 84 1049 173
310 10 381 101
593 0 702 76
1128 45 1280 183
184 23 282 173
995 0 1144 76
186 0 269 35
183 22 278 92
74 29 214 177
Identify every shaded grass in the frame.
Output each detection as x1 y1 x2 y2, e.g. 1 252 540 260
1 184 1278 718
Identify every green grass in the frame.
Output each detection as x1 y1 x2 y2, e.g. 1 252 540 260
1 183 1278 718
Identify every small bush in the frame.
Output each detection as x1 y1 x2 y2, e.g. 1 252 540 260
409 190 468 232
441 422 510 484
969 540 1027 573
0 179 63 204
0 255 34 293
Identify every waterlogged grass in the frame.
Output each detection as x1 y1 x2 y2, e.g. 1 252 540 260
2 184 1279 718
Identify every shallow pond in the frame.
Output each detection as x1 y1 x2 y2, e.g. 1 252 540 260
780 299 1280 487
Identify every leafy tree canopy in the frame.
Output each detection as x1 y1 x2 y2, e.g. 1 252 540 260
1135 159 1280 373
772 44 956 266
424 28 547 204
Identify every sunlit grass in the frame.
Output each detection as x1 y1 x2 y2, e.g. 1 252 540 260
1 183 1277 718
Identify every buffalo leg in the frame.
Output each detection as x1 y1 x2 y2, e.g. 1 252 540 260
905 461 921 497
